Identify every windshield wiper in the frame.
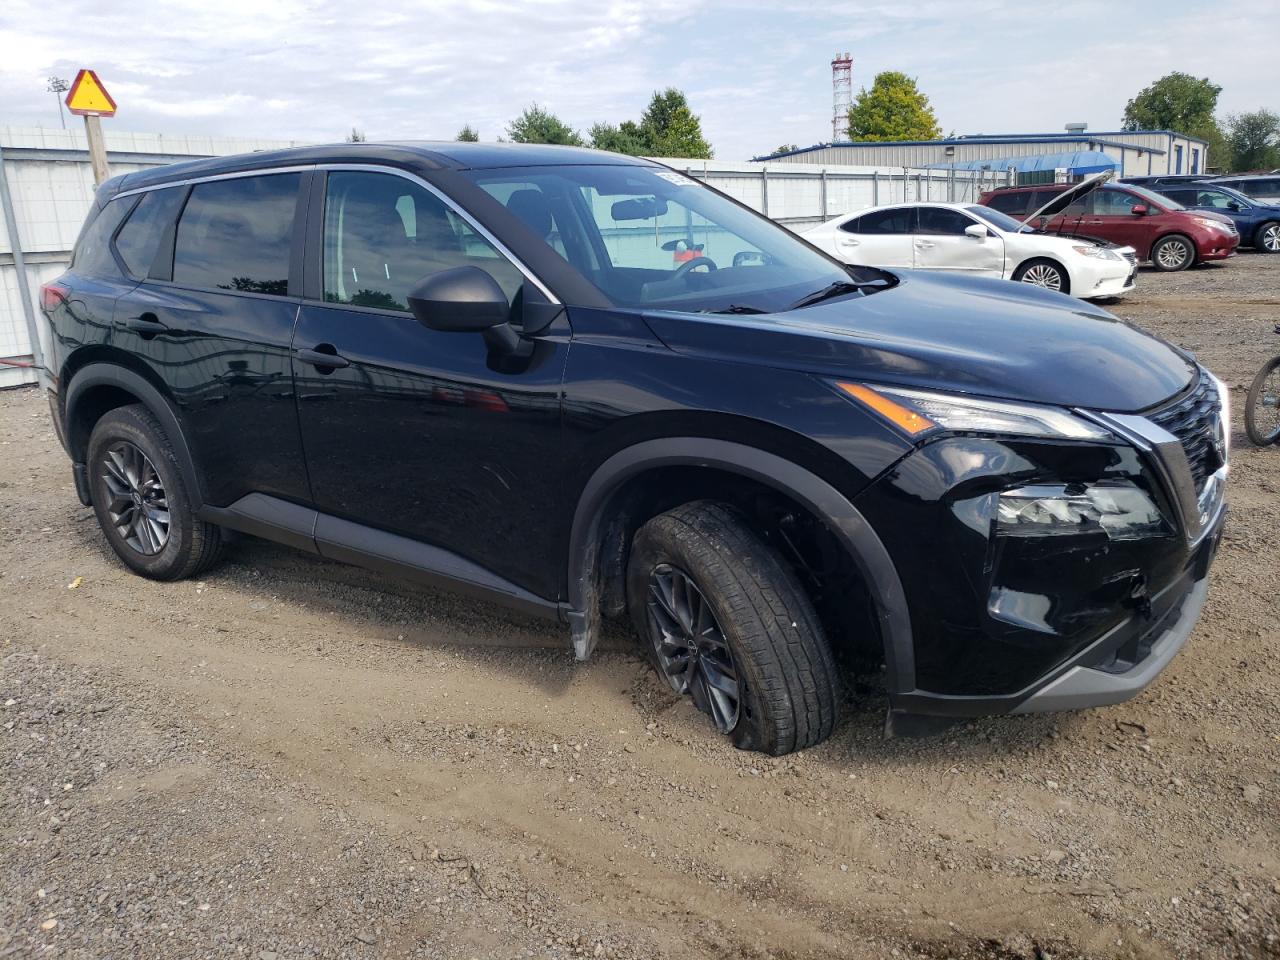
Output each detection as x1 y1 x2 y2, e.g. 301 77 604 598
708 304 769 315
787 280 867 311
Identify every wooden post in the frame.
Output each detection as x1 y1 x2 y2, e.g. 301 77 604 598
84 114 110 185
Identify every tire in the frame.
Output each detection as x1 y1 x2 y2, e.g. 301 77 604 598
626 501 840 755
1255 221 1280 254
87 404 224 580
1245 356 1280 446
1151 234 1195 272
1012 258 1070 294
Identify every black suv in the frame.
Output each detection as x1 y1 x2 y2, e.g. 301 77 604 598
39 143 1227 754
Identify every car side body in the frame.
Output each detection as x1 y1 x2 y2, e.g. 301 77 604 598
38 142 1228 752
802 201 1137 299
980 182 1240 270
1148 182 1280 253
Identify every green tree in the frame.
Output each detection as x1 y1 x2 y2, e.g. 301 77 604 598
456 124 479 142
1224 109 1280 172
1122 72 1221 140
846 71 941 142
505 104 583 146
589 120 647 155
769 143 799 157
638 88 712 158
345 127 366 143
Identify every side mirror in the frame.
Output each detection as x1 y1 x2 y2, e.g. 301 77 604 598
1130 204 1149 216
1227 201 1242 211
408 266 509 333
407 266 530 356
964 223 988 239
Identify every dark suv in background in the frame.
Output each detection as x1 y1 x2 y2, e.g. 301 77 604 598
980 181 1239 270
1208 174 1280 203
39 143 1227 754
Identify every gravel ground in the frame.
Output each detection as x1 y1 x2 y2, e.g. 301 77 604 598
2 254 1279 959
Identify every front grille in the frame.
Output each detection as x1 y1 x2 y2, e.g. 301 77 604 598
1148 369 1223 494
1120 250 1138 268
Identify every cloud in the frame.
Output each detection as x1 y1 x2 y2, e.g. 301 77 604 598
1 0 1276 160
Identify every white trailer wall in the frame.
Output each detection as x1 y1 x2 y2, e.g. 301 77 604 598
1 131 1008 389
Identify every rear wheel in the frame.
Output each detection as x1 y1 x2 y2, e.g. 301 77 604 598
1151 234 1195 271
1012 258 1069 294
626 501 840 755
1245 356 1280 446
1255 221 1280 254
87 405 224 580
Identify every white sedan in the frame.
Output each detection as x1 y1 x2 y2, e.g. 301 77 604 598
803 201 1137 300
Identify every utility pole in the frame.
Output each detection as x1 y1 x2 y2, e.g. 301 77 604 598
47 76 69 130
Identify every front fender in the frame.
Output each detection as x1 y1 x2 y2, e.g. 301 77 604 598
564 437 915 697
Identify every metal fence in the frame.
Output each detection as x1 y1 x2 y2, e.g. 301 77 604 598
0 129 1013 389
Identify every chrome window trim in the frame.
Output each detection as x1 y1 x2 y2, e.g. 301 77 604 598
112 162 561 305
112 165 317 201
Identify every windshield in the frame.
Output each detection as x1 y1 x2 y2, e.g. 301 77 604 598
966 205 1032 234
1124 183 1186 211
464 164 862 313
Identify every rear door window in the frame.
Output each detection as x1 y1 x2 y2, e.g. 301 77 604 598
114 187 185 278
173 174 301 296
855 207 915 234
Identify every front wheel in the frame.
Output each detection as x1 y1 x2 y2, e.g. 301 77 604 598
1255 221 1280 254
1151 234 1195 271
1012 258 1070 294
626 501 840 755
1245 356 1280 446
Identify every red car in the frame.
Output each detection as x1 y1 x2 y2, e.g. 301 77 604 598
980 180 1239 271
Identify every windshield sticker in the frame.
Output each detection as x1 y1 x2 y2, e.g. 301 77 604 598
653 170 693 186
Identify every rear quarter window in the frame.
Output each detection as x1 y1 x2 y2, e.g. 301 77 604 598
70 199 131 277
114 187 186 278
172 174 301 296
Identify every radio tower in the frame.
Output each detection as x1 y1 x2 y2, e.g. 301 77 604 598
832 52 852 141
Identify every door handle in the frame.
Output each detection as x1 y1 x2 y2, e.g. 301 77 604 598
296 345 350 370
837 237 860 247
120 313 172 339
915 240 935 249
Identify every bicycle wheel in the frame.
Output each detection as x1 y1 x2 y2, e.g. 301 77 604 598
1245 356 1280 446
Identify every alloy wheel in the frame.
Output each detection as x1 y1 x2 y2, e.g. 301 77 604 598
100 441 170 555
1251 367 1280 443
1157 239 1191 270
1262 224 1280 253
645 564 741 733
1021 263 1063 291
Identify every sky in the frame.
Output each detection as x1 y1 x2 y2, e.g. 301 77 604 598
1 0 1277 161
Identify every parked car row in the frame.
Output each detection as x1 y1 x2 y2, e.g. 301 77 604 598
807 169 1278 299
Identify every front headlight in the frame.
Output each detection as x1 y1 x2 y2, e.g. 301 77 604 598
1072 244 1120 260
835 382 1113 441
997 481 1170 540
1193 216 1234 234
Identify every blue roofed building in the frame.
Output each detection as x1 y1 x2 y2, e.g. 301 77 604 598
753 128 1208 179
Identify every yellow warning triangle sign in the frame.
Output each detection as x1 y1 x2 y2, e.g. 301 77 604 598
66 69 117 118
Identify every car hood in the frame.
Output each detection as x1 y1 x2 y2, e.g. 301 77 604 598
1019 171 1112 226
645 271 1194 414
